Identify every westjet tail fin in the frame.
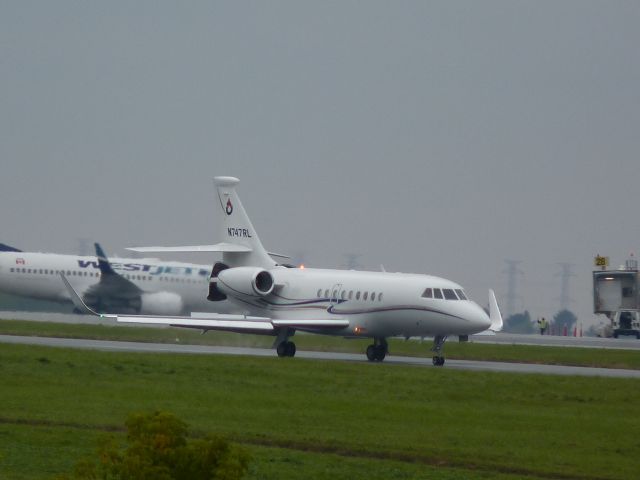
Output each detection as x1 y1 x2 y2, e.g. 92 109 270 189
0 243 21 252
95 243 116 275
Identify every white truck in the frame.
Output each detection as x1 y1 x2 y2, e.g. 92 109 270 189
598 310 640 339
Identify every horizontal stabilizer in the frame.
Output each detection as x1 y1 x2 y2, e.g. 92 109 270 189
128 243 289 259
128 243 252 253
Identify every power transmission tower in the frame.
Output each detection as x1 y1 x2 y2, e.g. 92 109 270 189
503 259 524 318
556 262 575 311
343 253 363 270
77 238 91 256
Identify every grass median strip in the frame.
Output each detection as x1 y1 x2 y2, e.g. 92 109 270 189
0 343 638 479
0 418 613 480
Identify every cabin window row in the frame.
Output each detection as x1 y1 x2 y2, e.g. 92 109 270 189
10 267 101 277
8 268 206 284
316 288 383 302
422 288 467 300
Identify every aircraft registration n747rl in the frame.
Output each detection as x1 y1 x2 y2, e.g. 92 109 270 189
63 176 502 366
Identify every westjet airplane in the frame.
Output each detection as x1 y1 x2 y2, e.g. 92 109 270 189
0 242 232 315
64 176 502 366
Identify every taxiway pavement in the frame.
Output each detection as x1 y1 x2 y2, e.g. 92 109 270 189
1 334 638 379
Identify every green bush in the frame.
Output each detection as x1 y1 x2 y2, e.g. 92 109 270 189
57 411 250 480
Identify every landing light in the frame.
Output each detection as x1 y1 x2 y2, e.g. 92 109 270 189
604 277 615 280
299 264 305 269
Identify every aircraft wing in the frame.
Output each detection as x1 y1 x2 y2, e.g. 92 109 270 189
114 315 348 333
60 273 348 333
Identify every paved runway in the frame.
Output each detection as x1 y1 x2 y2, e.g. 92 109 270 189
471 332 640 350
3 311 640 349
1 334 639 379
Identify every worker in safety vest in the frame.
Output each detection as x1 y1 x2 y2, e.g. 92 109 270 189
538 317 547 335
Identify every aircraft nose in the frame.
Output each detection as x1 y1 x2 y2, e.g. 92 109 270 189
468 302 491 331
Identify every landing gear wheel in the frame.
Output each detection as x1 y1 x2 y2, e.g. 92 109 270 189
432 356 445 366
366 344 387 362
366 345 376 361
277 341 297 357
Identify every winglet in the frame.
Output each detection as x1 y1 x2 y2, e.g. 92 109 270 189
488 289 503 332
59 273 114 318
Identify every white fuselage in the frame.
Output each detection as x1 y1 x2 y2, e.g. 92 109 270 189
217 267 491 338
0 251 227 314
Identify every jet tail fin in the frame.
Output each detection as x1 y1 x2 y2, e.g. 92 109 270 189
127 178 284 269
488 289 503 332
94 243 116 275
214 176 276 268
0 243 22 252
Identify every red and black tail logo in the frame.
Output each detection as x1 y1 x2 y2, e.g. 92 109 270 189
225 199 233 215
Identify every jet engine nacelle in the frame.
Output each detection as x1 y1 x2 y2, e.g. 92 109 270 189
217 267 275 297
140 291 184 316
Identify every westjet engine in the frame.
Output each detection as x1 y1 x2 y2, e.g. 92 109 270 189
140 291 184 316
216 267 275 297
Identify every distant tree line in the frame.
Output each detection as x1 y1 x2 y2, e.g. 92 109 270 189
503 309 578 334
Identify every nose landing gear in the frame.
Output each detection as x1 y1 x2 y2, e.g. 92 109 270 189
431 335 448 366
366 337 388 362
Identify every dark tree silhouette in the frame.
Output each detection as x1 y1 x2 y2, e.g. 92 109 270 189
553 309 578 334
503 310 535 334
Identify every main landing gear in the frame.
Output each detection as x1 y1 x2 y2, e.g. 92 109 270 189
275 328 296 357
431 335 448 366
366 337 388 362
276 341 296 357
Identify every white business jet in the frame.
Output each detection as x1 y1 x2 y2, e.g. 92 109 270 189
63 176 502 366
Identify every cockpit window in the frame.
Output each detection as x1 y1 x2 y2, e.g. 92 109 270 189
433 289 443 299
455 289 467 300
422 288 433 298
442 289 457 300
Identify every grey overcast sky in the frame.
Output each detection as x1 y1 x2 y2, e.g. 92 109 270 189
2 1 639 326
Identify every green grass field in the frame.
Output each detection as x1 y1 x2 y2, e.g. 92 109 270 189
1 318 640 369
0 343 639 479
